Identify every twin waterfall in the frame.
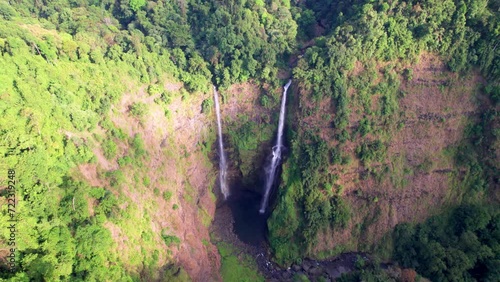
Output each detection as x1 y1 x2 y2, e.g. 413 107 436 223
214 86 229 199
213 80 292 213
259 79 292 214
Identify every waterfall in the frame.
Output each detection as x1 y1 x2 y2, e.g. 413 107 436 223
214 86 229 199
259 79 292 214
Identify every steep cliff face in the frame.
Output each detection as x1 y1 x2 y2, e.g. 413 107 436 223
269 52 495 264
312 53 485 255
76 81 222 280
75 80 280 280
219 82 282 192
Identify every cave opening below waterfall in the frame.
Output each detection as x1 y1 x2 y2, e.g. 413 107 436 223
228 190 267 246
223 164 283 247
215 129 289 248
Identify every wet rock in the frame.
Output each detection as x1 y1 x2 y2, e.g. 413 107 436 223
325 268 341 279
281 271 293 280
308 266 323 275
302 260 312 272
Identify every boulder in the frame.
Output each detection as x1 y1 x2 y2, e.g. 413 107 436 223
325 267 341 279
302 261 312 272
308 266 324 275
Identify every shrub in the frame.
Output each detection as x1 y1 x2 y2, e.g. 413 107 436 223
163 190 173 201
105 170 125 188
158 92 172 105
131 134 146 157
330 147 342 165
356 140 387 164
143 176 150 187
117 156 132 167
161 229 181 247
103 140 118 159
0 2 17 20
403 68 413 81
129 0 146 12
260 95 272 109
129 102 148 118
201 98 213 114
147 84 162 96
358 117 372 137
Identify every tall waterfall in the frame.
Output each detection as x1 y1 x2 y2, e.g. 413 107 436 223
259 80 292 214
214 86 229 199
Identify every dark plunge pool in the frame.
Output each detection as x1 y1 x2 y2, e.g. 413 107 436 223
226 161 284 245
227 188 269 246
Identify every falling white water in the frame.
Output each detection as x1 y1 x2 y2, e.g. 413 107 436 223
214 86 229 199
259 80 292 214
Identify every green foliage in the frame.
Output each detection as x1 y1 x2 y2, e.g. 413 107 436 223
147 84 163 96
228 118 273 179
117 155 133 167
73 224 125 280
260 94 274 109
0 8 186 279
393 204 499 282
356 140 387 165
293 273 310 282
485 84 500 105
131 134 146 158
129 102 148 118
129 0 146 12
269 133 350 265
355 255 366 270
217 242 265 282
143 176 150 187
201 98 213 114
105 170 125 188
358 117 372 137
1 0 498 280
0 2 17 20
162 264 191 282
338 257 394 282
161 229 181 247
103 139 118 160
163 190 173 201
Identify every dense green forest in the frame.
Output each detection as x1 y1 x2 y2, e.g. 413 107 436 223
0 0 499 281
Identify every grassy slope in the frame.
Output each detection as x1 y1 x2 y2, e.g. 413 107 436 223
216 242 264 282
